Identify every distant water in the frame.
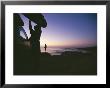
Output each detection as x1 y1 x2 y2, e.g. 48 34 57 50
41 47 88 55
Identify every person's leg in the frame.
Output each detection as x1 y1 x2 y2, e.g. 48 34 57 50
45 48 46 52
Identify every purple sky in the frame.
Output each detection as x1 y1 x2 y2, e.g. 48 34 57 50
19 13 97 48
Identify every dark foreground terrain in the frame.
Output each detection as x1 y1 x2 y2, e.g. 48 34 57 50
14 46 97 75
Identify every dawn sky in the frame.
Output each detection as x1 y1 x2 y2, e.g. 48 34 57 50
19 13 97 48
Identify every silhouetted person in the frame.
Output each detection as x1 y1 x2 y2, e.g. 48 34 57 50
29 20 42 56
44 44 47 52
29 20 42 73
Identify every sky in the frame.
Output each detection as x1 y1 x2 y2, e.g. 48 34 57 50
19 13 97 48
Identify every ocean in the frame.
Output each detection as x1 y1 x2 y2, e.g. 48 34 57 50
41 47 87 55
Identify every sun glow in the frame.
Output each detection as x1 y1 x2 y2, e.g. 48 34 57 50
19 13 97 48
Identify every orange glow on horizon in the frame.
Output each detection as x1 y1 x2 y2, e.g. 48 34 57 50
40 39 96 47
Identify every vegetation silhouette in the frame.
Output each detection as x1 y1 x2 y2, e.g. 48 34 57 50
14 13 47 75
14 14 24 43
14 13 31 74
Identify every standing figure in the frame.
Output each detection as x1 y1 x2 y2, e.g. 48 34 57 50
44 44 47 52
29 20 42 73
29 20 42 56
